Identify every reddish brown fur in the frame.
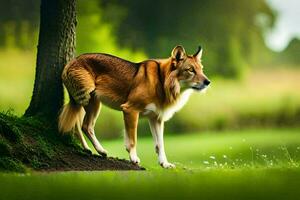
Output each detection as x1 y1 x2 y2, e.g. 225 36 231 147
62 52 207 111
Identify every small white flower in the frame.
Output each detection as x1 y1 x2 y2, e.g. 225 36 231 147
209 156 216 160
223 155 227 159
203 161 209 165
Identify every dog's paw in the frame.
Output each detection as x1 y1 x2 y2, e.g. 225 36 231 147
130 155 140 165
96 148 108 157
160 162 176 169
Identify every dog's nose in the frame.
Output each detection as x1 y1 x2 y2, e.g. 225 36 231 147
204 79 211 86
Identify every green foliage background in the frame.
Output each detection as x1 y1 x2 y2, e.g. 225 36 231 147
0 0 299 139
0 0 277 77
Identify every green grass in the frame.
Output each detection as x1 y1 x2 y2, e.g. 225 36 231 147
100 128 300 169
1 168 300 200
1 129 300 200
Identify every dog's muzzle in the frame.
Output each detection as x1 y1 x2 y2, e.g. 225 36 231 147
191 79 211 91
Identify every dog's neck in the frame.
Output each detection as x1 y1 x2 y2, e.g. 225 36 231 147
156 58 183 106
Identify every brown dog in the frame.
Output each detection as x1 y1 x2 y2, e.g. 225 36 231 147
58 45 210 168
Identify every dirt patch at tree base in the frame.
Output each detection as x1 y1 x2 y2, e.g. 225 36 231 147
38 151 144 171
0 112 144 172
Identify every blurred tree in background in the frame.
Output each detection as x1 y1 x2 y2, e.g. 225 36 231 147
101 0 276 78
0 0 276 78
0 0 39 49
76 0 146 61
278 38 300 66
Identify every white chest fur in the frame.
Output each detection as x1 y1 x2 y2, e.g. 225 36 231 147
144 89 193 121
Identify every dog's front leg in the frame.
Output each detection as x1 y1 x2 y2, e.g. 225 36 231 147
149 118 175 168
123 110 140 165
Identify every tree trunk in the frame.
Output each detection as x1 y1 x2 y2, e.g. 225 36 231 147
0 0 143 172
25 0 76 121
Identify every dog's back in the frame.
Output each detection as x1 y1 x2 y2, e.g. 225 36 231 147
59 53 139 133
62 53 139 106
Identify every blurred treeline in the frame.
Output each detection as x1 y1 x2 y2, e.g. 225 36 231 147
0 0 279 78
0 0 39 49
275 38 300 66
1 0 299 74
100 0 276 78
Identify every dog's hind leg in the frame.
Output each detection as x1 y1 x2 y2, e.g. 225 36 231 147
82 94 108 157
75 120 91 153
123 109 140 164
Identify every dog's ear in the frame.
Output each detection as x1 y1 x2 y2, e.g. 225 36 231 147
193 46 203 62
171 45 186 62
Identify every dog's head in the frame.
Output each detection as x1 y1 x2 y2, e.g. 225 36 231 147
170 45 210 91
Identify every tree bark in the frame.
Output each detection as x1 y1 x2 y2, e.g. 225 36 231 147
25 0 76 121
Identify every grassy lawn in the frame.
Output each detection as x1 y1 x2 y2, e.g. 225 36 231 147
1 128 300 200
102 128 300 169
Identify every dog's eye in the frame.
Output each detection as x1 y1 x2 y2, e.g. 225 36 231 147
186 67 194 73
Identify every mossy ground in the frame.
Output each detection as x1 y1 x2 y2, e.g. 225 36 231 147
0 111 142 172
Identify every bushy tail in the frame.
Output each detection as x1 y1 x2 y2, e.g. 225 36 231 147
58 97 85 134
